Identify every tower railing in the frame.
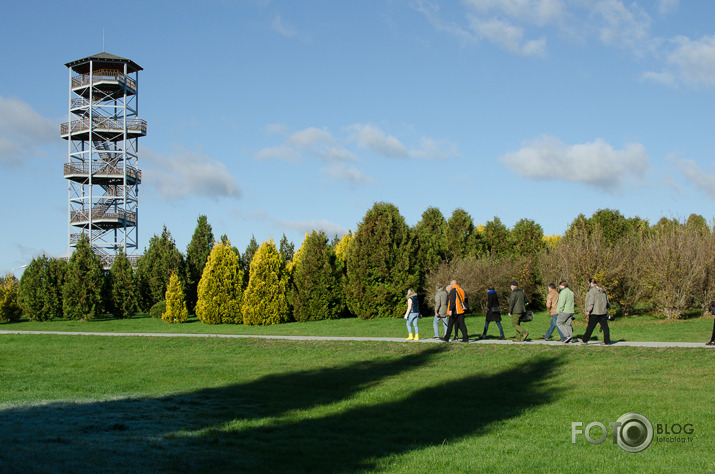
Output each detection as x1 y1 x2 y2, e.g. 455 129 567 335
63 162 142 181
60 117 147 136
71 69 137 90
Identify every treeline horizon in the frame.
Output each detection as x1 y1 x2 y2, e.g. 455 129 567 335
3 204 714 324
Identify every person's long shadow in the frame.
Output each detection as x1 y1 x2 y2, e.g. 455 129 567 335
0 347 564 473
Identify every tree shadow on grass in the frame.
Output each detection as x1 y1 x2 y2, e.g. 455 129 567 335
0 347 564 473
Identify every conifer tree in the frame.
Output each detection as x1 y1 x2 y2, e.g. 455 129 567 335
445 208 476 261
186 215 215 313
290 231 343 322
18 255 66 321
483 216 512 257
241 235 259 286
196 240 244 324
163 272 188 323
414 207 448 285
511 218 544 257
242 239 290 325
279 233 295 264
108 249 137 319
345 202 417 319
0 274 22 323
63 234 104 320
136 226 186 311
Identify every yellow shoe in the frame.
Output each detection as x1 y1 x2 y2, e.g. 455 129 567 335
406 333 414 341
414 334 420 341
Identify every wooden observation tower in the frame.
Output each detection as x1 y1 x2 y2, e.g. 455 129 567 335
61 52 146 267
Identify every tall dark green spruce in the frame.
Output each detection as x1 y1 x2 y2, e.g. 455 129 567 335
19 255 66 321
108 249 137 319
414 207 447 285
136 226 186 311
345 202 417 319
445 208 476 262
483 216 512 258
242 235 259 287
185 215 214 313
290 230 343 322
63 235 104 320
279 233 295 264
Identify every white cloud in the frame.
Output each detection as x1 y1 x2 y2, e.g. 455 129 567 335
657 0 679 15
143 146 241 199
288 127 333 147
641 70 677 87
500 135 649 192
347 123 457 160
669 157 715 199
0 95 58 167
348 123 409 158
468 16 546 56
590 0 652 53
279 219 348 238
667 35 715 87
271 15 297 37
255 144 302 162
326 163 374 186
463 0 566 27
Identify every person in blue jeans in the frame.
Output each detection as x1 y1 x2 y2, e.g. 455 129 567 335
404 289 420 341
544 283 565 341
433 283 449 339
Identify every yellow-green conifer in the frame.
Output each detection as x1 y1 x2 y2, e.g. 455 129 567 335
163 272 188 323
242 239 289 325
196 241 244 324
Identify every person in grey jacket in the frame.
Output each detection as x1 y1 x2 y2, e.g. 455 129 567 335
579 278 611 345
433 283 449 339
556 281 576 343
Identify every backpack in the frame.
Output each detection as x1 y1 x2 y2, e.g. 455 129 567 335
458 289 469 313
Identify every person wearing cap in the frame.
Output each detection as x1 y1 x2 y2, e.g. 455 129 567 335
433 283 449 339
508 281 528 342
441 279 469 342
404 288 420 341
579 278 611 345
556 281 576 343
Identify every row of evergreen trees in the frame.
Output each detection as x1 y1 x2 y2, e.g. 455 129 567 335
2 203 713 324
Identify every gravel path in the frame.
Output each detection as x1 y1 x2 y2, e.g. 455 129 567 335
0 330 712 348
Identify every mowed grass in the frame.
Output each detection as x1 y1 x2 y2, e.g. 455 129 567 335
0 334 713 473
3 310 715 343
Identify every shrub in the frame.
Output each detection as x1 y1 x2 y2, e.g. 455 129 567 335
242 239 290 325
136 226 185 311
196 241 244 324
345 202 418 319
19 255 66 321
63 235 104 320
290 231 343 322
163 272 188 323
108 249 137 319
149 300 167 319
0 275 22 323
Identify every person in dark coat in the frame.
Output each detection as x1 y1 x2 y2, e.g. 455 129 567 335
481 285 505 340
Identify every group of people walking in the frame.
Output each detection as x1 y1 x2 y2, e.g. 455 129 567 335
403 278 612 345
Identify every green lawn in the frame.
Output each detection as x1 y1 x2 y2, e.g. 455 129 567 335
3 310 714 343
0 332 713 473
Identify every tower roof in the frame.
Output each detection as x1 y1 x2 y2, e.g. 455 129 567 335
65 52 142 74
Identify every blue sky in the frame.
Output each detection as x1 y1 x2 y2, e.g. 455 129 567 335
1 0 714 276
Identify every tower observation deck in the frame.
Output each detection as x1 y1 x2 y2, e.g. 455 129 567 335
61 52 146 267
